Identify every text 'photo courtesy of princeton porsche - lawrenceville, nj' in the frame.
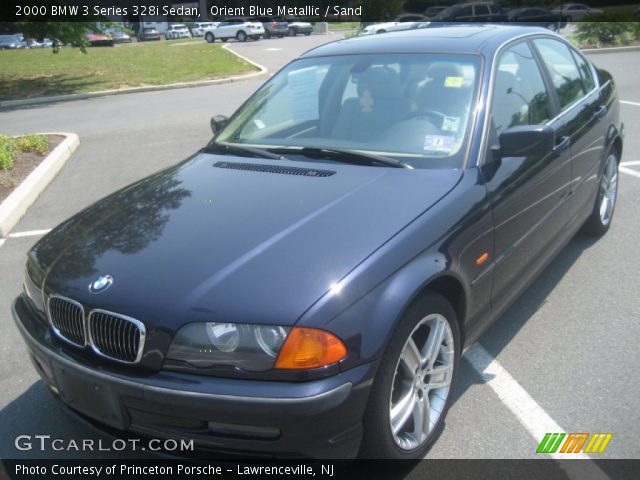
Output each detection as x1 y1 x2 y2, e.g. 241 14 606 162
0 1 639 480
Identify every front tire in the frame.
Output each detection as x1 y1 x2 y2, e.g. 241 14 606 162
582 150 619 236
205 32 215 43
288 27 296 36
360 292 460 459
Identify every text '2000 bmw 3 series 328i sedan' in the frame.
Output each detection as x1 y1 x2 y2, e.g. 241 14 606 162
13 25 622 459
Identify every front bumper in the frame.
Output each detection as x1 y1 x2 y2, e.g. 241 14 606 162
13 295 375 458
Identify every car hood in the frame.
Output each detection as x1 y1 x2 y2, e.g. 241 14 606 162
33 153 462 328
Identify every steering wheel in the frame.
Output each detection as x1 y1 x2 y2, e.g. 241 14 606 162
403 109 448 123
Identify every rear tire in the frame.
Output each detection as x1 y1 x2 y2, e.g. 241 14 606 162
359 292 460 459
581 150 619 236
288 27 296 36
264 30 271 39
205 32 215 43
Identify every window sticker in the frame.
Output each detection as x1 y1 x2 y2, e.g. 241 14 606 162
442 116 460 132
288 67 319 122
444 76 464 88
424 135 456 152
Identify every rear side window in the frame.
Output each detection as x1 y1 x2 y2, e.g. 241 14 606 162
571 50 596 92
533 38 586 111
491 41 551 134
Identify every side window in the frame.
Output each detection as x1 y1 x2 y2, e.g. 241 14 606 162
474 5 490 16
491 41 552 135
533 38 586 111
571 50 596 92
457 6 473 17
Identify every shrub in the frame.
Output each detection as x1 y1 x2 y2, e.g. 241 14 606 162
14 134 48 155
0 133 49 171
575 14 640 47
0 135 18 171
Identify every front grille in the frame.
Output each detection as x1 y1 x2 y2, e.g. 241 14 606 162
48 296 86 347
213 161 336 177
88 310 146 364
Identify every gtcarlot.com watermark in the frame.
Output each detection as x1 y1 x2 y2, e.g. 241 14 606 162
15 434 194 452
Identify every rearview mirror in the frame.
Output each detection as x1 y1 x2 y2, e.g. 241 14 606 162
498 125 555 158
210 115 229 136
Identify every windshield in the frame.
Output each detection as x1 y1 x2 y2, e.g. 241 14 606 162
215 54 480 169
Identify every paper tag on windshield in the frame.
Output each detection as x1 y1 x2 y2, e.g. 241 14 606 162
442 116 460 132
424 135 455 152
289 67 319 122
444 76 464 88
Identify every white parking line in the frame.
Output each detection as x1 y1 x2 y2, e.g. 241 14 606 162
0 238 5 249
621 100 640 107
8 229 51 238
465 343 590 460
466 344 611 477
620 167 640 179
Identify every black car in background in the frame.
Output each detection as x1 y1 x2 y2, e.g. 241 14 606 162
508 8 567 31
249 17 289 38
432 2 508 22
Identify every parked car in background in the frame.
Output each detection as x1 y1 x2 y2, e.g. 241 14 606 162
432 2 508 22
165 24 192 40
508 8 566 31
249 17 289 38
286 20 313 36
203 20 265 43
424 6 447 18
361 22 418 35
138 27 161 41
192 22 220 36
13 24 622 461
85 32 114 47
0 34 24 49
395 14 430 22
552 3 603 21
110 31 132 43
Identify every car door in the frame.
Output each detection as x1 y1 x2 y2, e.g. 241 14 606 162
532 38 605 227
482 40 572 312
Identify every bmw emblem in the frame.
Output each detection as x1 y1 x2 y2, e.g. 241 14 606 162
89 274 113 294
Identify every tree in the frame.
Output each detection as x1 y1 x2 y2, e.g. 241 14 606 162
17 21 118 52
357 0 404 22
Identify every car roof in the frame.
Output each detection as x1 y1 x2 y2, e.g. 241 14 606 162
301 25 553 58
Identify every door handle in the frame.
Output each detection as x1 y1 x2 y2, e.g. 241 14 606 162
594 105 607 120
554 136 571 153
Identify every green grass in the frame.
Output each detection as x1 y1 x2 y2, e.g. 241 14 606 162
328 22 360 31
0 41 257 101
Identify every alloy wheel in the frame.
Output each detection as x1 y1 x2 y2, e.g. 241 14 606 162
389 314 455 450
599 153 618 226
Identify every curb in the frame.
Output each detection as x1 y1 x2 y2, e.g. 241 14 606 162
583 45 640 55
0 44 268 110
0 133 79 237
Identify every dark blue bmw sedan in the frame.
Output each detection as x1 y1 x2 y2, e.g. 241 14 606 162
13 25 622 459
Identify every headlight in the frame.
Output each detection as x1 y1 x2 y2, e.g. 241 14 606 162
166 322 291 372
166 323 347 373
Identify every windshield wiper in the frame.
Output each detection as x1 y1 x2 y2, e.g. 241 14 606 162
204 142 289 161
271 147 413 169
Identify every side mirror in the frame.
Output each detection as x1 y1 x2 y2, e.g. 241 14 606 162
497 125 555 158
210 115 229 136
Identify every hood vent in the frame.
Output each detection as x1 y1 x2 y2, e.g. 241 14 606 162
213 161 335 178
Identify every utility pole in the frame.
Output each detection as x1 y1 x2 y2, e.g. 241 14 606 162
199 0 208 20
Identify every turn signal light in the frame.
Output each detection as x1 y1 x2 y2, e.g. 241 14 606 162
274 327 347 370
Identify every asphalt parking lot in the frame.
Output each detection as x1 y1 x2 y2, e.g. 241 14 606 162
0 32 638 462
